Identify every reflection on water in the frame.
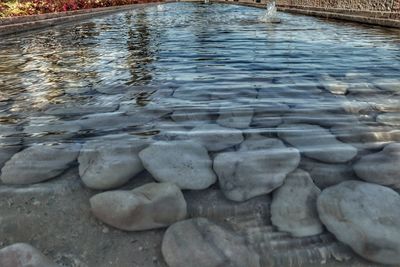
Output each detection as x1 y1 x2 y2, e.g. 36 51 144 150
0 3 400 265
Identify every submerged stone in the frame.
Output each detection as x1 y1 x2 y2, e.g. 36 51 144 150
78 135 148 190
188 124 244 152
300 157 357 189
214 136 300 202
353 142 400 189
139 141 216 190
271 169 323 237
278 124 357 163
162 218 260 267
1 143 81 185
90 182 187 231
217 107 254 129
317 181 400 265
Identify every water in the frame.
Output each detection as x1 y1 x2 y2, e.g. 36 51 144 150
260 0 280 23
0 3 400 266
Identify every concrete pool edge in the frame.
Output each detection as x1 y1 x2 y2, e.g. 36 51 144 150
0 1 169 37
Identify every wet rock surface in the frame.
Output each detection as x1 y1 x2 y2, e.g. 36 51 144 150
271 169 323 237
317 181 400 265
78 135 148 190
139 141 217 190
90 182 187 231
188 124 244 152
353 142 400 189
300 157 357 189
161 218 261 267
278 124 358 163
1 143 81 185
214 136 300 201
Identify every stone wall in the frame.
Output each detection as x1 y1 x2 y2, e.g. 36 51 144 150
276 0 399 12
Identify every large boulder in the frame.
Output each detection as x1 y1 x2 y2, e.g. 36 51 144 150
1 143 81 185
271 169 323 237
0 243 58 267
278 124 357 163
78 135 148 190
90 182 187 231
353 142 400 189
214 135 300 201
162 218 260 267
317 181 400 265
139 141 216 190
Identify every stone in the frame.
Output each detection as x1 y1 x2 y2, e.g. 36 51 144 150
78 135 148 190
317 180 400 265
75 112 154 131
377 113 400 126
188 124 244 152
90 182 187 231
161 218 260 267
271 169 323 237
139 141 216 190
300 157 357 189
23 116 81 142
0 243 58 267
353 143 400 189
1 143 81 185
375 78 400 92
214 136 300 201
171 108 212 126
278 124 357 163
320 75 348 95
331 123 400 150
44 95 120 116
217 107 254 129
0 145 20 170
282 112 359 128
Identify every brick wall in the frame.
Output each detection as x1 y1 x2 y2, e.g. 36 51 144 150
276 0 399 12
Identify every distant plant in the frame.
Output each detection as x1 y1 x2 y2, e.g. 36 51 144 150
0 0 150 17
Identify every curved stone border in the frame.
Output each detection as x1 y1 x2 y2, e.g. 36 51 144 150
0 1 168 37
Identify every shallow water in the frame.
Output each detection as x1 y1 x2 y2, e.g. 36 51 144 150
0 3 399 145
0 3 400 265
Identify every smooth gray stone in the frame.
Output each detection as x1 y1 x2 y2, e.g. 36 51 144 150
0 243 59 267
23 116 81 141
162 218 260 267
188 124 244 152
271 169 323 237
1 143 81 185
251 114 282 128
376 113 400 126
317 181 400 265
171 108 212 126
282 112 359 128
90 182 187 231
78 135 148 190
353 143 400 189
331 123 400 150
217 107 254 129
214 136 300 202
320 75 348 95
278 124 357 163
75 112 150 131
0 145 21 170
139 141 216 190
300 157 357 189
44 95 121 116
374 78 400 92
